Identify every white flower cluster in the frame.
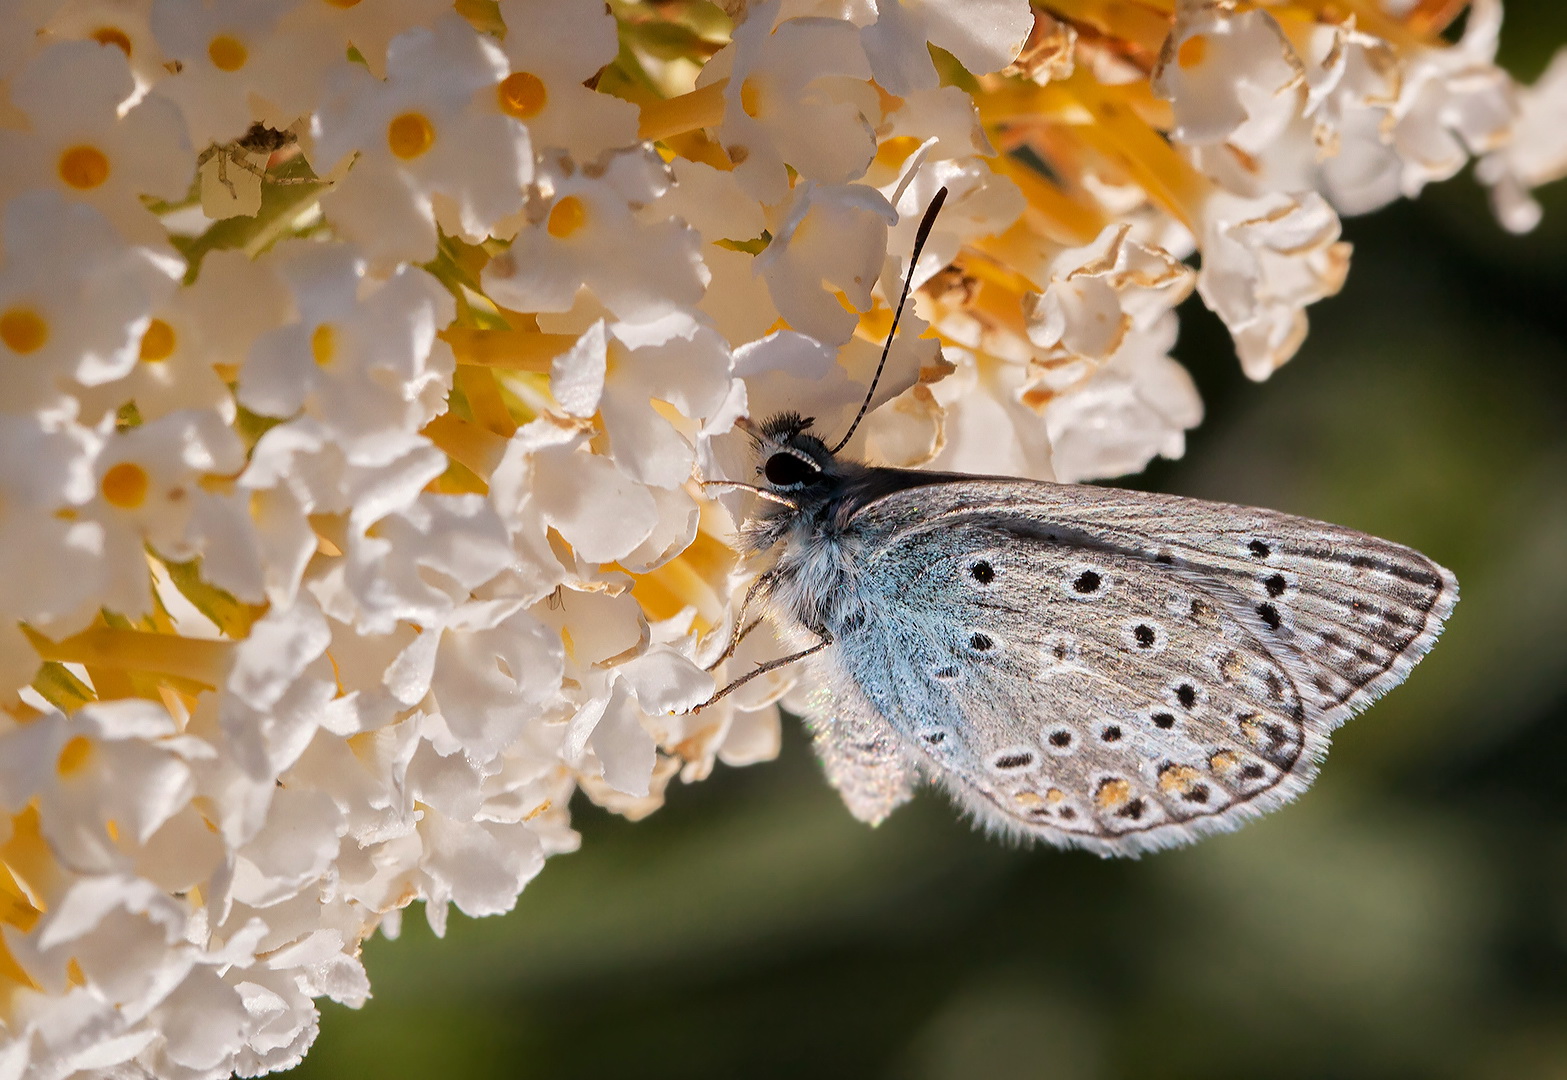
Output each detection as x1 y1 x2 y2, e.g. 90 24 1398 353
0 0 1560 1076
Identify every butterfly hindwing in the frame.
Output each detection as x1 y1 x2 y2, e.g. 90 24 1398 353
795 669 921 827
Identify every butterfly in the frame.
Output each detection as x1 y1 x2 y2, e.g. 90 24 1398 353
700 189 1458 856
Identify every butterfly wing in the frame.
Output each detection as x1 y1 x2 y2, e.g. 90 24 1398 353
792 669 921 826
805 477 1457 856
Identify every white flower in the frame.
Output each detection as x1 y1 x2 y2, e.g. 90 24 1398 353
495 0 640 161
0 701 206 875
700 0 880 202
1155 0 1520 219
493 418 660 566
482 151 706 322
722 332 863 466
1024 223 1195 378
148 0 296 145
24 871 195 1025
861 0 1033 95
1022 223 1201 481
418 606 564 761
0 191 181 417
239 242 455 447
215 588 327 752
82 408 247 619
230 785 345 908
1043 313 1202 484
221 418 448 612
314 13 532 265
415 803 545 925
655 159 781 344
756 181 897 345
1373 0 1515 197
0 40 191 244
344 494 515 635
1479 45 1567 232
246 0 458 125
0 413 104 682
1195 188 1351 380
1153 2 1303 155
44 0 176 90
919 346 1058 479
270 0 454 81
561 642 714 799
78 249 285 425
551 315 737 489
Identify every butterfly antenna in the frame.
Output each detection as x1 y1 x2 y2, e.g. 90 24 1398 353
828 186 949 455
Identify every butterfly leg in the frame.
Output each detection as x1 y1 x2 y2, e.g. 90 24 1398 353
693 628 832 712
705 570 778 672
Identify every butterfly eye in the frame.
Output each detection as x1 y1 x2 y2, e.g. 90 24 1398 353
764 452 819 487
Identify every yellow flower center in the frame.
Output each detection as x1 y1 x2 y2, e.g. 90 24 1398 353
311 323 337 367
626 526 734 632
91 26 133 55
208 34 248 71
498 72 548 120
58 146 110 190
874 135 922 170
1177 33 1208 70
1 308 48 354
57 736 93 776
387 112 436 159
739 76 765 118
101 462 150 509
139 318 176 362
547 195 588 238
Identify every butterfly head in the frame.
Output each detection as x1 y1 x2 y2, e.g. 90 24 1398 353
741 412 846 498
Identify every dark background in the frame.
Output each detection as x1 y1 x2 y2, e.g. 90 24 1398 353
292 13 1567 1078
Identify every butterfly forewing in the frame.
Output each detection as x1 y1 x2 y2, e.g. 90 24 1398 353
1039 486 1455 719
808 478 1456 855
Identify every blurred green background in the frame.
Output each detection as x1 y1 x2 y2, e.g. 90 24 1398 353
292 17 1567 1080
